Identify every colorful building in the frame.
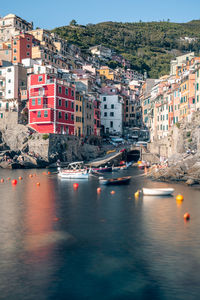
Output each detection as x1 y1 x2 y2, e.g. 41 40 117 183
11 33 33 64
98 66 114 81
28 74 75 134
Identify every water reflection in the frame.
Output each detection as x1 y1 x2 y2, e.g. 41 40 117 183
24 175 55 258
0 168 200 299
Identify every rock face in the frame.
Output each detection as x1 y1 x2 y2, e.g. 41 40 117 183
148 153 200 184
148 111 200 159
0 112 104 169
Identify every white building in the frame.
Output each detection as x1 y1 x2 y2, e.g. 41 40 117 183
0 14 33 42
100 94 124 134
0 64 27 111
90 45 112 59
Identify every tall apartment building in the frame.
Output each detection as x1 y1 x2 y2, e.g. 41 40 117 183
28 74 75 134
11 33 33 64
100 94 124 134
0 64 27 111
0 14 33 42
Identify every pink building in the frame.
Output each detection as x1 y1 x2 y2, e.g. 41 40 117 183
28 74 75 134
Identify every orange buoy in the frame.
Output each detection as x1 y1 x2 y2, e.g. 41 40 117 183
48 171 51 175
7 177 11 180
73 183 79 189
19 176 23 180
12 179 17 185
1 179 4 183
110 190 115 195
184 213 190 221
97 187 101 193
29 174 33 178
36 182 40 186
176 194 184 202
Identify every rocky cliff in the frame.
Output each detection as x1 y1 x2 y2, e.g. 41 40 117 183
147 112 200 184
0 112 103 169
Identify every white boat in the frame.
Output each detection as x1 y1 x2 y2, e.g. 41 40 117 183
142 188 174 196
58 161 90 179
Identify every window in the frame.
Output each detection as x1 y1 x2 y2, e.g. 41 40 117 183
32 99 35 106
65 100 68 108
71 102 74 109
38 76 43 82
65 88 68 95
27 52 30 56
110 121 113 128
58 86 62 94
13 56 16 61
8 90 11 94
58 99 62 106
65 113 68 120
71 90 74 97
197 83 199 91
104 104 107 109
110 112 114 117
58 111 62 119
14 48 17 53
103 97 106 101
111 104 114 109
8 79 11 83
71 114 74 121
27 44 30 48
37 111 41 118
13 40 17 45
38 98 41 105
44 110 48 118
197 95 199 103
76 105 78 112
104 112 107 117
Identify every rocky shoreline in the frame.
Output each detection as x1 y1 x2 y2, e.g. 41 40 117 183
147 152 200 185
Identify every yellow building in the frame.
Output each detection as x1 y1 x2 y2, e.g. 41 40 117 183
98 66 114 81
180 77 189 119
75 91 83 137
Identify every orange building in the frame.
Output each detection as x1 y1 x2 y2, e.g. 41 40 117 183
11 33 33 64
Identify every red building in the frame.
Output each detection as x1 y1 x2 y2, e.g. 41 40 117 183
12 33 33 64
94 99 101 136
28 74 75 134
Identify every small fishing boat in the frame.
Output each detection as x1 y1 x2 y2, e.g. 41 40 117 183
58 161 90 179
142 188 174 196
99 176 131 185
113 162 132 171
91 166 112 173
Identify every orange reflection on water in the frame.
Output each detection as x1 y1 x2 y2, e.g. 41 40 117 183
24 174 56 259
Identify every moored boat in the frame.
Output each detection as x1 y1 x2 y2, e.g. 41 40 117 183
58 161 90 179
142 188 174 196
112 162 132 171
99 176 131 185
91 166 112 173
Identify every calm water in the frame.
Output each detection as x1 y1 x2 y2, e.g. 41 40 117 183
0 167 200 300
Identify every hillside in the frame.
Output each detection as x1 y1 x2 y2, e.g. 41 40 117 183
52 20 200 78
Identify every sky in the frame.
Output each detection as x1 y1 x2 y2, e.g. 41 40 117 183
1 0 200 29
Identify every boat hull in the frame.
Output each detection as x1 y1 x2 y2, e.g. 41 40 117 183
92 167 112 173
100 176 131 185
142 188 174 196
